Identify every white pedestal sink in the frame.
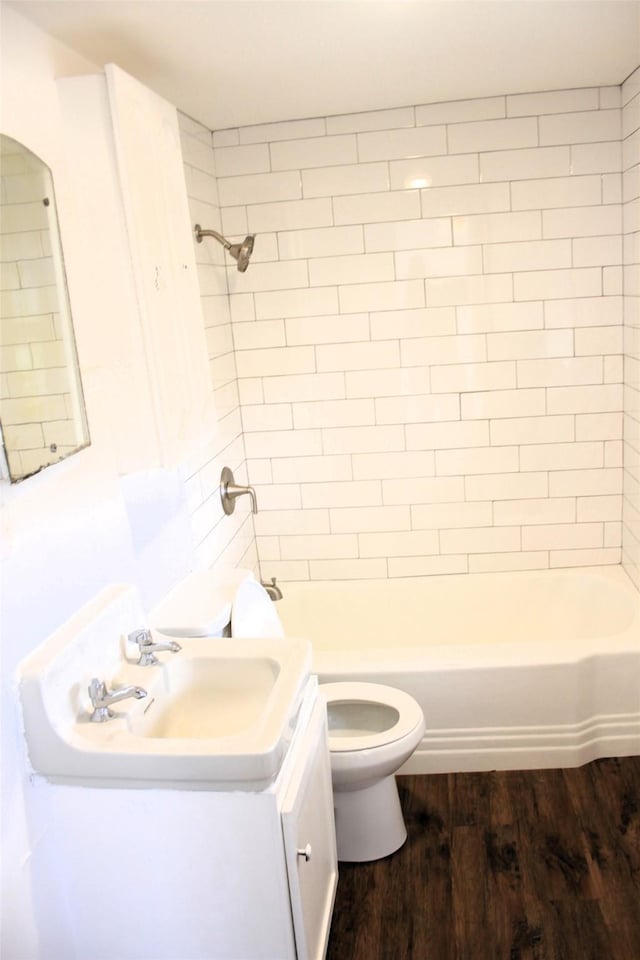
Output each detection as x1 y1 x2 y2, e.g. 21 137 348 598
18 583 311 789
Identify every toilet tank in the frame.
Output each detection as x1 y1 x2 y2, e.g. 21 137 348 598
148 568 285 640
148 568 253 638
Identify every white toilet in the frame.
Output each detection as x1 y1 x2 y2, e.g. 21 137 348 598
320 681 424 861
150 570 425 862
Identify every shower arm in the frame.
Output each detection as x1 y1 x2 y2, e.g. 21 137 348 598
194 225 231 250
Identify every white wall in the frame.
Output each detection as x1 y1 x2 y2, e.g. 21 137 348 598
622 66 640 589
214 88 629 580
0 11 255 958
0 16 108 957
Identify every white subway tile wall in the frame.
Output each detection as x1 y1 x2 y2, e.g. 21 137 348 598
178 114 257 575
205 83 637 582
622 67 640 589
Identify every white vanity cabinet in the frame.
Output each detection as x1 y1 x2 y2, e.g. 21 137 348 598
282 694 339 959
35 681 338 960
189 687 338 960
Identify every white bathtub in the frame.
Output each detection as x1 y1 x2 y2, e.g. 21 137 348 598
276 565 640 773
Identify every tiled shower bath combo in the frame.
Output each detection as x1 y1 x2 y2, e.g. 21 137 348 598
181 75 639 588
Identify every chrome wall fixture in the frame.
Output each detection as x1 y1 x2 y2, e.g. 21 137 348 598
218 467 282 598
220 466 258 514
194 224 255 272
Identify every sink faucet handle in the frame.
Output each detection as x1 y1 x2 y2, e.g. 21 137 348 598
88 677 115 722
88 677 107 707
128 628 153 647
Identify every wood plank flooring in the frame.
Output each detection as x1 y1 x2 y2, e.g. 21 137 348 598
326 757 640 960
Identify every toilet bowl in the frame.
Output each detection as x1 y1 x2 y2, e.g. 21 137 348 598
321 681 425 861
150 570 425 861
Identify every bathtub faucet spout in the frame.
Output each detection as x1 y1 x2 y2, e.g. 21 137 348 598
261 577 283 601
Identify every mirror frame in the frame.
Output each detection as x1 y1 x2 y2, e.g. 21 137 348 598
0 133 90 482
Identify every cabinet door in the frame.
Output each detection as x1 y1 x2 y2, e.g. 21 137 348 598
282 697 338 960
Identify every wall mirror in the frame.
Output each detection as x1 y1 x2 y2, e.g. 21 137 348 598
0 134 89 482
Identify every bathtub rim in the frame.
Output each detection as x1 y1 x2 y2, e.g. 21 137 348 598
278 563 639 677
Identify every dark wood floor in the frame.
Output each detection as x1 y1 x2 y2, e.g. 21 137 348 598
326 757 640 960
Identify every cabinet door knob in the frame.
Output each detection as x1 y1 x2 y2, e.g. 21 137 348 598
297 843 312 862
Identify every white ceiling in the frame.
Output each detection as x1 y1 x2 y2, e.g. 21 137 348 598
8 0 640 131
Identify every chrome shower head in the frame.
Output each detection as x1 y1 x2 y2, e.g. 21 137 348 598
194 224 256 272
227 234 255 273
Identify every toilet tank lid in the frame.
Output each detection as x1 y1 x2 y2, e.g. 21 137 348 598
148 568 254 637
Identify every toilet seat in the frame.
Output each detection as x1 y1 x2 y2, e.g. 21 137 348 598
231 578 285 639
320 682 424 753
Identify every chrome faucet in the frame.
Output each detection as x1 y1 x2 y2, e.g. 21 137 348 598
261 577 283 601
129 628 182 666
88 678 147 722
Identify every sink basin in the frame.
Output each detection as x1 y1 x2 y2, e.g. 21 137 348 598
139 655 280 739
18 585 312 790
